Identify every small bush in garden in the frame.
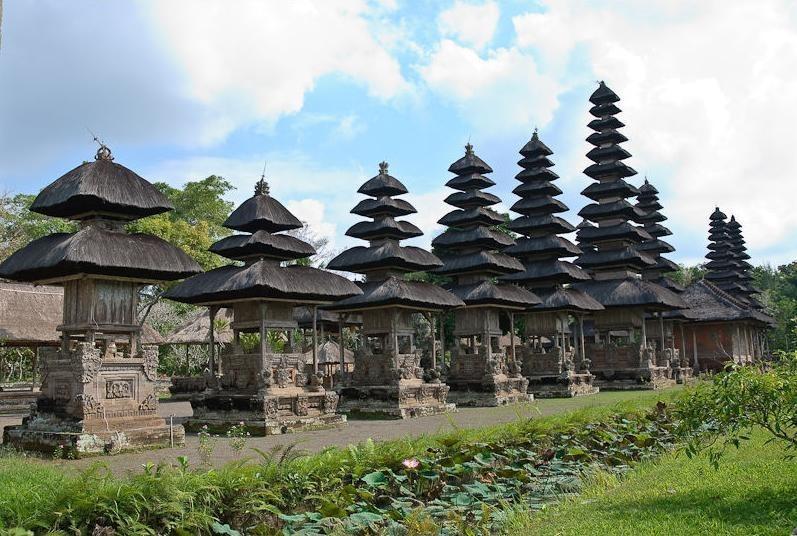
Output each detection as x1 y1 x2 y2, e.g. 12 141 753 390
226 422 250 455
197 425 215 466
676 351 797 466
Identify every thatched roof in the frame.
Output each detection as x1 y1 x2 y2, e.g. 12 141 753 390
293 306 363 328
448 146 493 175
679 280 775 326
499 260 592 286
357 163 408 197
325 276 464 311
532 287 604 313
327 241 442 273
434 251 523 276
571 278 687 310
432 227 513 250
346 217 423 241
0 282 162 345
0 225 201 283
164 260 361 305
210 230 315 261
304 340 354 365
223 191 303 233
30 149 173 221
444 190 501 209
165 308 234 345
438 207 504 228
581 179 639 201
447 281 540 309
351 197 416 218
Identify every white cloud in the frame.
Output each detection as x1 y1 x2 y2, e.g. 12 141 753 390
438 1 500 50
417 40 561 135
286 199 338 250
512 0 797 261
146 0 409 142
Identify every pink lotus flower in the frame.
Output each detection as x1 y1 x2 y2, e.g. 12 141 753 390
402 458 420 470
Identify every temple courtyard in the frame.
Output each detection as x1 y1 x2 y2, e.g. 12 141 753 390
0 389 671 474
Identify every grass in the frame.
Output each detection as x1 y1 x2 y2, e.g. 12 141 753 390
0 389 683 533
507 427 797 536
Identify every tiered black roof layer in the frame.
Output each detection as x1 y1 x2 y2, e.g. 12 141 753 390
704 208 745 293
574 82 653 274
635 179 680 289
499 132 596 312
325 163 463 310
433 144 539 309
165 178 361 305
0 147 201 283
724 215 762 307
573 82 685 311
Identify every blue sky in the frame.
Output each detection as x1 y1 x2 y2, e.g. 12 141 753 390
1 0 796 267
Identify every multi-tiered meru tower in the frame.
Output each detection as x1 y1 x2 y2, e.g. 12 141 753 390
501 131 603 397
327 162 463 418
635 179 692 382
433 143 539 406
0 145 202 454
165 176 361 434
572 82 685 390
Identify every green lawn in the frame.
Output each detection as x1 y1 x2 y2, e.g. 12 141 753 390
508 428 797 536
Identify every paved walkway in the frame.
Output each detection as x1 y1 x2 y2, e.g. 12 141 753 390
0 390 669 476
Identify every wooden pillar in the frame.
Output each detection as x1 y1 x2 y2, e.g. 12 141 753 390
258 303 267 361
439 313 446 364
209 305 219 377
680 323 686 364
509 311 516 363
579 315 586 368
428 313 437 369
659 314 666 357
338 314 346 376
312 305 319 373
641 315 647 349
692 327 699 371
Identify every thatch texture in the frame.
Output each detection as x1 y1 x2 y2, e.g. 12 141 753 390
327 241 442 273
210 231 315 261
223 194 303 233
0 225 201 283
165 308 234 345
446 281 540 308
351 197 416 218
164 261 362 305
346 218 423 240
434 251 524 276
680 280 775 326
357 164 409 197
30 156 173 221
0 282 162 345
532 287 604 313
326 277 465 311
571 278 687 310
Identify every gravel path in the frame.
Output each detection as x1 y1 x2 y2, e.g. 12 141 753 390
0 390 670 476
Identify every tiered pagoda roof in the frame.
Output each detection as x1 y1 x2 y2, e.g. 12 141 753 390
704 208 746 295
432 143 541 309
326 163 464 311
725 216 762 307
0 146 201 283
635 179 683 292
572 82 684 310
680 279 774 326
500 132 602 313
165 177 361 305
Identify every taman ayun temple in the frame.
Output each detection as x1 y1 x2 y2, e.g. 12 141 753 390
164 176 361 434
500 132 603 397
0 81 779 454
326 162 463 418
433 144 538 405
0 145 201 453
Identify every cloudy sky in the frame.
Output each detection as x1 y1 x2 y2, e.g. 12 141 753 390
1 0 796 266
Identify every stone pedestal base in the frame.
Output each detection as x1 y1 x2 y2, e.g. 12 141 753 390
447 376 531 407
592 367 676 391
672 366 695 384
527 373 599 398
338 381 455 419
185 389 346 435
4 414 184 455
0 390 39 415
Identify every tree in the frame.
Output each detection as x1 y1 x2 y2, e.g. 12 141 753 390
285 222 334 267
670 263 706 286
754 262 797 352
0 193 76 261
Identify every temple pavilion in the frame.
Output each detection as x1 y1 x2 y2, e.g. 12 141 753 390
501 131 603 397
164 176 361 434
432 143 539 406
326 162 464 418
0 145 201 454
572 82 686 390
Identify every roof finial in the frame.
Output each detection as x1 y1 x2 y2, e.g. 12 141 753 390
644 176 649 185
254 161 270 196
465 141 473 155
89 130 113 161
378 161 389 175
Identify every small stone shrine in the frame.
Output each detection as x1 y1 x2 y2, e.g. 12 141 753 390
572 82 686 390
0 145 202 454
326 162 464 418
501 131 603 398
165 176 361 434
432 143 539 406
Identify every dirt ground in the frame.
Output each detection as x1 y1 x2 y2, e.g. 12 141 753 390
0 391 666 476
